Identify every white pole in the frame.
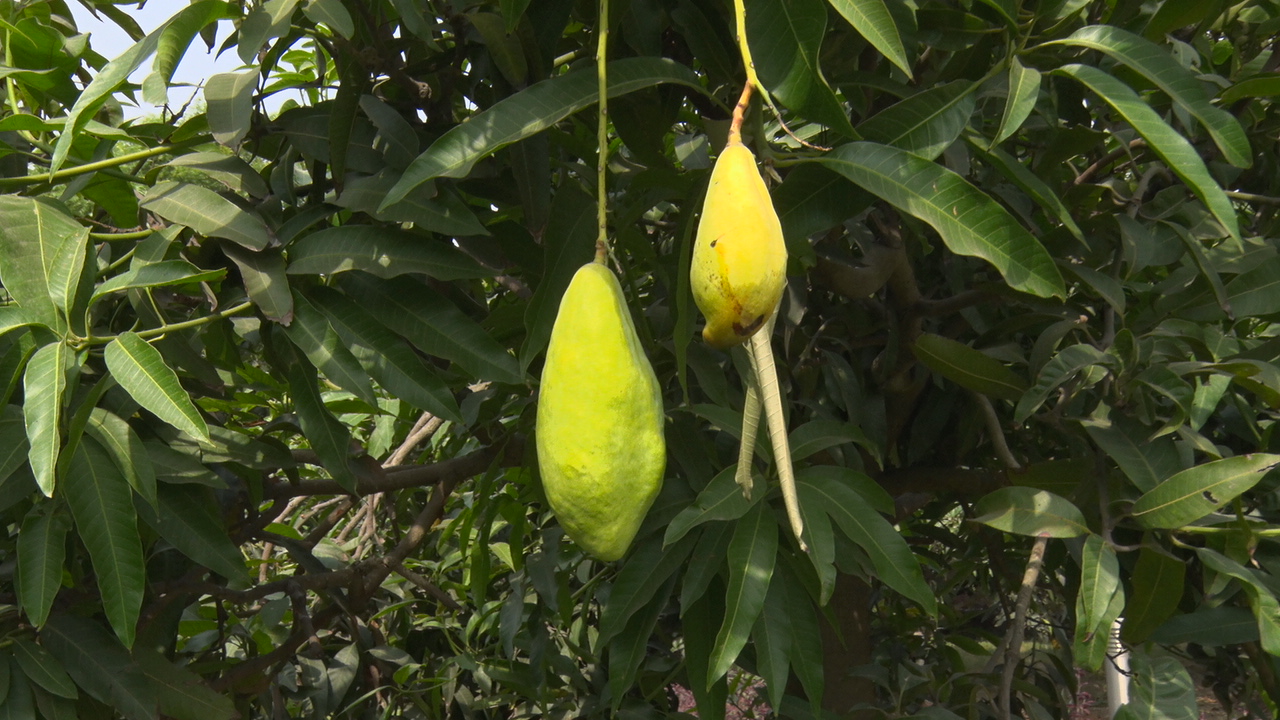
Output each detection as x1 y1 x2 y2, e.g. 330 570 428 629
1105 616 1130 717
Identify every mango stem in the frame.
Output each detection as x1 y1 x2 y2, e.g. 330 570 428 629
729 81 753 146
749 315 806 552
735 354 761 500
594 0 610 264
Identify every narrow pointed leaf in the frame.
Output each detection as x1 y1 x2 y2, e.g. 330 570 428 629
92 261 227 300
64 440 146 648
598 537 695 646
820 142 1065 299
286 361 358 492
1078 535 1120 633
0 403 28 485
222 245 293 324
0 197 88 329
857 81 976 160
17 510 67 628
40 615 157 720
1081 418 1178 493
912 333 1029 400
665 467 757 547
23 342 70 497
1048 25 1250 168
85 409 158 510
709 502 777 681
382 57 705 206
1122 546 1185 644
993 58 1041 146
204 70 259 149
973 487 1088 537
1054 64 1240 242
1015 344 1111 423
282 292 378 406
828 0 911 77
286 226 490 280
747 0 857 136
105 332 209 442
11 639 76 700
134 648 236 720
140 181 271 250
1132 454 1280 529
136 484 250 587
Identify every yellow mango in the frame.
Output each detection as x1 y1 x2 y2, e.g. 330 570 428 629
691 141 787 349
536 262 666 561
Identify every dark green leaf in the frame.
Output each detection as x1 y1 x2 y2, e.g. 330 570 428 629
134 648 235 720
16 509 67 628
993 58 1041 146
282 292 378 406
1131 454 1280 529
665 467 757 547
1015 344 1111 423
41 615 157 720
0 404 28 485
1150 606 1257 646
828 0 911 77
136 484 250 588
85 409 158 511
599 536 695 646
92 261 226 300
286 226 490 280
335 171 489 237
1081 417 1179 494
286 360 357 492
105 332 210 442
11 639 76 700
163 152 269 198
222 245 293 324
1078 534 1120 634
913 333 1029 400
709 502 777 681
820 142 1065 299
973 487 1088 537
857 81 976 160
1122 546 1185 644
747 0 857 136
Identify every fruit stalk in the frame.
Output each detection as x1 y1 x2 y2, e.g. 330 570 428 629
594 0 610 264
735 358 760 500
749 315 806 552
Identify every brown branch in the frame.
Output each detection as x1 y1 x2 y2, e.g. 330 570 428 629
266 442 510 499
915 288 1000 317
1074 139 1146 186
393 562 464 611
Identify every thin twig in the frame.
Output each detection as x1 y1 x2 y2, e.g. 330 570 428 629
975 393 1021 472
999 536 1048 720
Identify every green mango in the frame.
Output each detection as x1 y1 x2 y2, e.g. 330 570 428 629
536 262 665 561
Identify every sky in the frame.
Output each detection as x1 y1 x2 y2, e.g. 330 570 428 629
67 1 245 118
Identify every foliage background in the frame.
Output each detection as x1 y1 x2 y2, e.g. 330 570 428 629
0 0 1279 718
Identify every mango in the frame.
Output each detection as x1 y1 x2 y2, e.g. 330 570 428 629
691 140 787 349
536 262 666 561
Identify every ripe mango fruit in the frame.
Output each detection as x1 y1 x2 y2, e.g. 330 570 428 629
536 262 666 561
691 140 787 349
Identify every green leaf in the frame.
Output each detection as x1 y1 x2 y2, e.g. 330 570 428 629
16 509 67 628
134 648 235 720
41 615 157 720
282 292 378 407
1223 256 1280 318
751 569 792 711
140 181 271 251
163 152 270 198
64 439 146 648
31 685 77 720
747 0 857 136
11 639 76 700
1078 534 1120 634
0 196 90 329
665 467 758 547
1195 549 1280 655
135 484 250 588
967 141 1086 244
820 142 1065 299
1015 344 1111 423
1122 546 1185 644
804 470 937 614
520 184 596 372
334 171 489 237
0 658 34 720
359 95 419 169
1218 74 1280 104
0 404 28 485
105 332 209 442
993 58 1041 147
793 473 837 604
203 70 259 149
286 226 490 280
303 0 354 38
1082 417 1178 493
285 360 358 492
92 260 227 300
383 57 705 206
1053 64 1240 243
709 502 777 682
338 274 523 385
143 0 229 105
1118 651 1198 720
973 487 1089 537
1131 454 1280 529
308 287 462 423
85 409 158 511
912 333 1029 401
828 0 911 77
599 536 695 647
788 420 877 464
222 245 293 324
1047 25 1251 168
606 575 676 711
857 81 976 160
1150 606 1257 647
23 342 70 497
682 591 729 720
781 565 824 710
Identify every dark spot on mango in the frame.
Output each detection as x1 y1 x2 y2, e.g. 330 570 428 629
733 314 766 337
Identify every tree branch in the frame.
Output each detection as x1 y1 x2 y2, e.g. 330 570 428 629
265 440 520 499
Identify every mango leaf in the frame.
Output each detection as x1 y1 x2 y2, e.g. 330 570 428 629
64 439 146 649
1195 547 1280 655
382 57 705 207
599 536 695 646
665 467 758 547
1053 64 1240 243
16 509 67 628
709 502 777 682
802 469 937 614
134 648 235 720
857 81 976 160
40 615 157 720
751 569 792 711
23 342 71 497
993 58 1040 147
222 245 293 324
912 333 1029 401
746 0 857 136
338 274 523 385
283 292 378 407
828 0 911 77
105 332 210 442
163 152 269 197
308 287 462 423
794 472 837 604
1150 606 1257 647
606 574 677 710
1122 546 1185 644
135 484 250 588
973 487 1088 537
1116 651 1198 720
788 420 877 464
1219 74 1280 104
1047 25 1250 168
1078 535 1120 634
1015 344 1111 423
12 639 75 700
1131 454 1280 529
820 142 1065 299
285 359 358 493
682 592 729 720
92 260 226 301
1081 417 1179 493
286 226 490 280
85 409 158 511
334 171 488 237
204 70 259 149
0 196 89 329
967 141 1086 243
0 659 33 720
140 181 271 251
142 0 229 104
